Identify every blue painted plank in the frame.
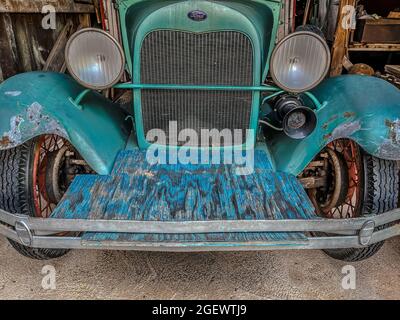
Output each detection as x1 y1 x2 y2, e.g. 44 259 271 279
51 149 316 243
82 231 307 242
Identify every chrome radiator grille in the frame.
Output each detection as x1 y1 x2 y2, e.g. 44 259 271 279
140 30 254 146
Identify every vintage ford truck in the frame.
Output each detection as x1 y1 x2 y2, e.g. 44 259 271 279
0 0 400 261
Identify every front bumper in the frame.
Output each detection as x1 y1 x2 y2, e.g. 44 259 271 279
1 208 399 252
2 149 400 252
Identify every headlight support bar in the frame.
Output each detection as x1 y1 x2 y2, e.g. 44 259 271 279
112 82 325 110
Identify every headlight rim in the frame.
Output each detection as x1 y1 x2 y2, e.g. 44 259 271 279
65 27 126 91
270 31 331 94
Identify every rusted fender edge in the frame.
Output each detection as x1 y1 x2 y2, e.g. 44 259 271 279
268 75 400 176
0 72 131 175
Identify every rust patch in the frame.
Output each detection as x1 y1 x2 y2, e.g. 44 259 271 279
344 112 356 118
322 113 355 131
1 115 24 148
322 115 339 130
0 135 11 146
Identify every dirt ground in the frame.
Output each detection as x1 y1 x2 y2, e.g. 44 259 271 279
0 236 399 300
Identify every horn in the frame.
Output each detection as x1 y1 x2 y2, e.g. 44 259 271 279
274 95 317 139
282 106 317 139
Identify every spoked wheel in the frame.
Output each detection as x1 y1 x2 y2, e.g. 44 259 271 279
34 135 72 218
308 139 363 219
0 135 90 260
301 138 399 262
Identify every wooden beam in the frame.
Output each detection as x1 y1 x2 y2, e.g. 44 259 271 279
0 0 94 13
0 13 19 80
78 13 92 28
330 0 356 76
385 65 400 77
388 11 400 19
43 20 74 72
302 0 312 26
348 43 400 52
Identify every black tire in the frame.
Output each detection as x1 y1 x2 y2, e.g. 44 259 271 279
323 153 399 262
0 139 69 260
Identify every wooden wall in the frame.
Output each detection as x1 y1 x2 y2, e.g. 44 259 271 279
0 0 96 82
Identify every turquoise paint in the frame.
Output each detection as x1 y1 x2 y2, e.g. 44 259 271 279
83 233 308 244
2 74 396 179
51 148 316 221
117 0 281 79
51 148 315 243
117 0 281 149
261 90 285 104
72 88 91 107
114 83 282 91
303 91 325 110
1 3 399 182
0 72 131 175
1 3 399 248
268 75 400 175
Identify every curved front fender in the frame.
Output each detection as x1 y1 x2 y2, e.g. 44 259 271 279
268 75 400 175
0 72 131 175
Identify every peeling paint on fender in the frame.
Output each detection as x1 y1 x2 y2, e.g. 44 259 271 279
26 102 68 136
0 71 131 174
377 119 400 159
4 91 22 97
0 102 68 149
377 141 400 159
0 115 24 147
26 102 43 125
321 114 339 130
386 119 400 144
324 120 362 142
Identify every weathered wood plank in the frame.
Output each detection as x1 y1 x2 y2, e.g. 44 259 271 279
0 0 94 13
330 0 356 76
43 19 74 71
0 13 83 79
0 13 19 79
52 150 316 243
42 13 92 73
52 150 316 222
348 43 400 52
385 65 400 77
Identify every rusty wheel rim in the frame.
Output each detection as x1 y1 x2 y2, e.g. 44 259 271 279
32 135 67 218
322 139 363 219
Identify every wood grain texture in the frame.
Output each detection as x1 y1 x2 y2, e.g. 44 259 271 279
330 0 356 76
0 13 83 79
51 150 316 243
0 0 94 13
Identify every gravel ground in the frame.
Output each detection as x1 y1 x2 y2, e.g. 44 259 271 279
0 236 399 300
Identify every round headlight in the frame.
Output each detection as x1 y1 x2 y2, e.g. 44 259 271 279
65 28 125 90
270 31 330 93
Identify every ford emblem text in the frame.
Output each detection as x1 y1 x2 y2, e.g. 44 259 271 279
188 10 207 21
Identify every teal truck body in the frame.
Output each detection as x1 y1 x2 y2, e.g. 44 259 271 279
0 0 399 261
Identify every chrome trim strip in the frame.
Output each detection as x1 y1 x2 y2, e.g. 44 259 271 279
0 208 399 234
0 208 399 252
